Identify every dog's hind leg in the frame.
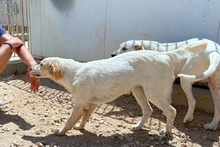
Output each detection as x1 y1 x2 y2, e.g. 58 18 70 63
147 87 176 134
131 86 153 131
74 103 97 130
180 78 196 123
54 105 85 136
151 99 176 134
204 76 220 130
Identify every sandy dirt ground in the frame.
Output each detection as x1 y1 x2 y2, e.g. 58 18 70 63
0 74 220 147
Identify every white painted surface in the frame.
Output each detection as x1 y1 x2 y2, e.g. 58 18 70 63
29 0 220 61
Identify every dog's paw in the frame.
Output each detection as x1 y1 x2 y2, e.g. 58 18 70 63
183 115 194 123
53 128 66 136
159 128 167 135
159 129 173 140
74 123 85 130
203 123 218 130
131 124 142 131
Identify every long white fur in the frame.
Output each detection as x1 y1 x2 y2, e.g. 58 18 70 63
30 41 206 136
112 38 220 130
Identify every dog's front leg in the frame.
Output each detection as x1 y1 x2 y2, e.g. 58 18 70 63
131 86 153 130
54 106 85 136
74 103 97 130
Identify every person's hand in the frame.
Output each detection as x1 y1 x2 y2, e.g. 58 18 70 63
25 67 40 93
6 37 24 49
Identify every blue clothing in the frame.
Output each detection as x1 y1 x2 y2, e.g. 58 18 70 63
0 25 6 36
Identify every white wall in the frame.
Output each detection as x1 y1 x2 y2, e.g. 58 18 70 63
29 0 220 61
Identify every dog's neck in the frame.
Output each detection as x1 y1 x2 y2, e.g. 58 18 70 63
54 59 83 87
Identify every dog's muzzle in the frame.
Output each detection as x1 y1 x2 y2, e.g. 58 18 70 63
111 53 116 57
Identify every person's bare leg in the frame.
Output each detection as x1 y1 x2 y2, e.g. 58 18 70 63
0 34 13 73
0 33 13 105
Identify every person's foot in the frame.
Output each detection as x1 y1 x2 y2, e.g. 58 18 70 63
0 100 3 106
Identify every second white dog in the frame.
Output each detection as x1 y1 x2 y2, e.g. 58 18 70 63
112 38 220 130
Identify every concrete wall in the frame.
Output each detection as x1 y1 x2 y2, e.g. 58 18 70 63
29 0 220 61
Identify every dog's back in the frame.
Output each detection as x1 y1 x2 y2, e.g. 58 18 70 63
111 38 200 56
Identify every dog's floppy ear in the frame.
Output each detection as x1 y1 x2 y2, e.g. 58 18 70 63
134 45 144 50
49 60 63 80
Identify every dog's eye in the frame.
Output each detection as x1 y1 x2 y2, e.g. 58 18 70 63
122 47 127 51
40 63 43 66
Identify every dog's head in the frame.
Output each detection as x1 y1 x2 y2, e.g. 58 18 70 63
111 40 145 57
30 57 63 81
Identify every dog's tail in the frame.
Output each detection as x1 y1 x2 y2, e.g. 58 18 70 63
178 52 220 82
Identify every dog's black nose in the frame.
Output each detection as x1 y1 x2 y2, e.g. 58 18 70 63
29 67 32 71
111 54 116 57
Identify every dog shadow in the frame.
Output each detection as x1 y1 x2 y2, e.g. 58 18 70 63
102 95 220 147
22 129 175 147
0 110 33 130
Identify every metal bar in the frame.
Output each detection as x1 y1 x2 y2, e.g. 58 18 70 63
0 2 3 24
14 0 19 36
19 0 25 42
26 0 31 50
6 0 11 33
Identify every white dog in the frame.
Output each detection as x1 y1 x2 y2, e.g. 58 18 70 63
112 38 220 130
30 41 206 136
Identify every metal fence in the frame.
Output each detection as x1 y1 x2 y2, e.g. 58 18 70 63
0 0 30 57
